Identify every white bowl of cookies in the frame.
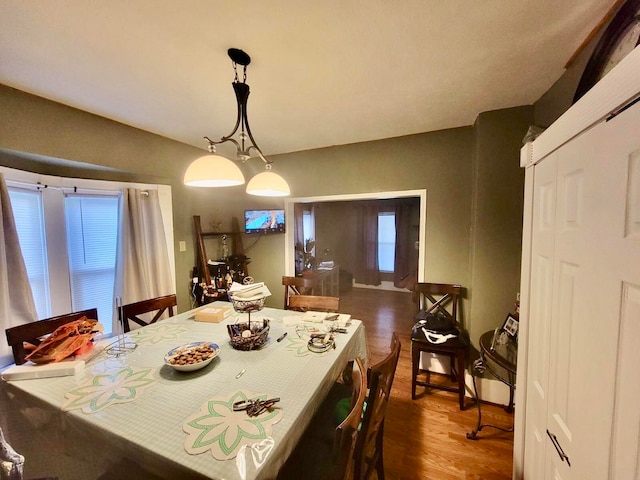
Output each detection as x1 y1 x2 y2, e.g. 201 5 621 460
164 341 220 372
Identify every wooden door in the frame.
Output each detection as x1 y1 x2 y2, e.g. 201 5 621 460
524 100 640 479
523 151 558 479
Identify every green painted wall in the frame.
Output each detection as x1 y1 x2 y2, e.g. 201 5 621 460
468 106 533 344
0 82 534 348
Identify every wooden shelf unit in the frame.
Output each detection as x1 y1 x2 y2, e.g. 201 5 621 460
193 215 247 286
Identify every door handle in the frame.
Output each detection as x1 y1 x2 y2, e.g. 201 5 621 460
546 429 571 467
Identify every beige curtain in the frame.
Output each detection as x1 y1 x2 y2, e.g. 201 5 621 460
114 189 174 333
0 173 37 366
354 202 381 286
393 199 419 288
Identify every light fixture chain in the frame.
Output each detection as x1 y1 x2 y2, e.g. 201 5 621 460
184 48 290 195
233 62 239 83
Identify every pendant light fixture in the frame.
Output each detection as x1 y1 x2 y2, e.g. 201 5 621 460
183 48 290 197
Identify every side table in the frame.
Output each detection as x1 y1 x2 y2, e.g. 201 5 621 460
467 329 517 440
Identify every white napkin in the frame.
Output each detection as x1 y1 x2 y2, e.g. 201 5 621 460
228 282 272 300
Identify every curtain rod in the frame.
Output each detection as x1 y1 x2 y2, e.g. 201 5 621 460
6 179 130 196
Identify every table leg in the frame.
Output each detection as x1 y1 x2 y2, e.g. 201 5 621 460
466 364 483 440
466 357 515 440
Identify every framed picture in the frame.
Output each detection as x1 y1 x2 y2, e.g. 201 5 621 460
501 313 519 341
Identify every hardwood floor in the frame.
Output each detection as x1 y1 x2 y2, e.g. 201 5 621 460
340 287 514 479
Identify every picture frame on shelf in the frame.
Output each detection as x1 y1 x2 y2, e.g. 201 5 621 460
501 313 519 342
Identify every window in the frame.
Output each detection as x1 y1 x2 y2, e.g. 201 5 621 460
2 165 175 337
302 208 314 244
65 195 119 327
8 187 120 334
378 212 395 272
7 188 51 319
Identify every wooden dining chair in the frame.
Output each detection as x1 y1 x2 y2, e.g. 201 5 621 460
411 282 469 410
332 357 367 480
353 332 401 480
287 294 340 313
5 308 98 365
120 294 177 333
282 275 316 308
277 357 367 480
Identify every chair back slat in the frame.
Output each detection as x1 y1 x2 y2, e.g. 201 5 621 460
120 294 177 333
287 295 340 313
5 308 99 365
354 333 401 480
333 357 367 480
282 275 317 308
413 283 462 325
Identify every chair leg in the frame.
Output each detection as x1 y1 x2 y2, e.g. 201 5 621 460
456 349 466 410
411 343 419 400
449 356 457 382
376 424 385 480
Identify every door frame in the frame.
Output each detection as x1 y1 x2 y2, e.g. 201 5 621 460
283 189 427 281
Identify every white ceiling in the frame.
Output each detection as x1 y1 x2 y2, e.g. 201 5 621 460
0 1 614 158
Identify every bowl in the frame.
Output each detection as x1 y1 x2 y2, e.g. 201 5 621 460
164 341 220 372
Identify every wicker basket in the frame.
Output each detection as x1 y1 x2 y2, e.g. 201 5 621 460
227 319 270 351
229 295 266 314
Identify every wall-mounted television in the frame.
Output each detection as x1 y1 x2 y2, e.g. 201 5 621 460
244 209 285 234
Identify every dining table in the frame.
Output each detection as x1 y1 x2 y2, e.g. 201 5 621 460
0 302 368 480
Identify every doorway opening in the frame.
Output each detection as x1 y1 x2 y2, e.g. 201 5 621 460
284 189 426 291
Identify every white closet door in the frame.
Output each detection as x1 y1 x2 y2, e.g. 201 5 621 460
600 104 640 480
524 153 558 479
525 100 640 479
544 115 615 480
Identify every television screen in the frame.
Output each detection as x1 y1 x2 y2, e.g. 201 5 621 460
244 209 285 234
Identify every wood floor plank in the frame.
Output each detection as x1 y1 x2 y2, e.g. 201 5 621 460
340 287 514 479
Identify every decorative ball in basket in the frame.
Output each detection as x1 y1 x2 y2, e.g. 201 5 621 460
227 294 270 350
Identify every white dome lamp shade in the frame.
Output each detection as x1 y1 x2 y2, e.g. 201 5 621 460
185 48 290 196
246 164 290 197
184 151 245 187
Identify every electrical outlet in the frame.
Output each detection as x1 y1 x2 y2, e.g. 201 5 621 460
179 241 186 252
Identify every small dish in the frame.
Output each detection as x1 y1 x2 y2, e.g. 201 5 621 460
164 341 220 372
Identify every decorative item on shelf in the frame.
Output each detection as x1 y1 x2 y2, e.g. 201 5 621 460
227 254 250 283
183 48 290 197
295 238 316 273
219 234 230 260
209 219 222 233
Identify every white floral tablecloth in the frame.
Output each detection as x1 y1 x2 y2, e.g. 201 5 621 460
1 304 368 480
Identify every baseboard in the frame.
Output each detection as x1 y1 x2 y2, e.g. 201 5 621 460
419 352 512 406
352 280 409 293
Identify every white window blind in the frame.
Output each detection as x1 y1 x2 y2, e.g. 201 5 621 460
64 195 119 327
303 209 314 244
7 187 51 319
378 212 396 273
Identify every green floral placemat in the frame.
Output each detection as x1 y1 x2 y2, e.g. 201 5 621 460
183 390 282 460
62 366 157 414
129 323 188 345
